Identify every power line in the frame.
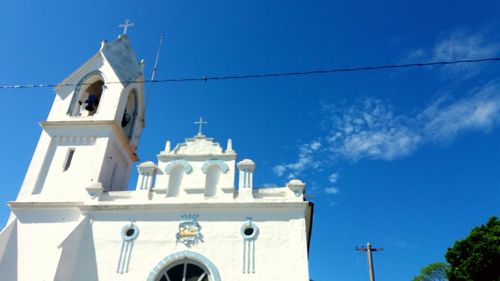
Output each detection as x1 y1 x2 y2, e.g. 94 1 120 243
1 57 500 90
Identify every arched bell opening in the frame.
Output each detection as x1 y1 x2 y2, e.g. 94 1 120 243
121 89 138 140
68 73 105 117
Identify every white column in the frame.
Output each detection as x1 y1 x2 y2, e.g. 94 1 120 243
237 159 255 199
287 179 306 199
135 161 157 192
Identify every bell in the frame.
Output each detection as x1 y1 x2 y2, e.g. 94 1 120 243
122 113 131 127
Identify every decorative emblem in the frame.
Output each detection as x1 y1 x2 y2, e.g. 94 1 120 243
176 214 203 246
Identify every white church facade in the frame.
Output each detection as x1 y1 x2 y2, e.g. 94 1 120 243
0 34 313 281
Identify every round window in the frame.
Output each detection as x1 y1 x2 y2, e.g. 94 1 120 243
244 227 254 236
126 228 135 237
121 223 139 241
240 221 259 240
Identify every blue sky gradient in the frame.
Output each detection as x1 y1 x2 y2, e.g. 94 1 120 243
1 1 500 280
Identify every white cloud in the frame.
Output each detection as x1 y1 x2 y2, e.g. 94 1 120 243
272 29 500 200
275 80 500 180
327 98 422 160
310 141 321 150
421 81 500 140
406 30 500 79
325 187 339 194
434 31 499 79
328 172 339 184
272 165 286 177
433 31 498 61
273 141 322 178
325 83 500 161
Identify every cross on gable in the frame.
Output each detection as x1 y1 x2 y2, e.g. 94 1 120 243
194 117 208 136
119 19 134 35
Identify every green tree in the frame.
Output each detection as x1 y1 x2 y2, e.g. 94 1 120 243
445 216 500 281
412 262 449 281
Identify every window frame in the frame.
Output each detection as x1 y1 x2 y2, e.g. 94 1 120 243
156 259 209 281
63 148 75 171
146 251 221 281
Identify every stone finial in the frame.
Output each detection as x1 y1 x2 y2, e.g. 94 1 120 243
137 161 157 171
226 139 233 153
237 159 255 172
287 179 305 196
100 40 108 51
164 140 171 153
140 59 145 72
85 182 104 199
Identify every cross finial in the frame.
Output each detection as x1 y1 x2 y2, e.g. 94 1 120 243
194 117 208 136
119 19 134 35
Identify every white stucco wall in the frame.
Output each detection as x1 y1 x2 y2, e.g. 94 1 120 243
5 203 310 281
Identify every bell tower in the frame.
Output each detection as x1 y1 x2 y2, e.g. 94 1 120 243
17 34 145 201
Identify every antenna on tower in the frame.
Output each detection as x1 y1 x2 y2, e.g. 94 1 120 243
145 34 165 110
151 34 165 82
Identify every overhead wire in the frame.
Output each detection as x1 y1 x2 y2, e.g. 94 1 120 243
1 57 500 90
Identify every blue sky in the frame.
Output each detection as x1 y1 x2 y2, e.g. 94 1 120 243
1 1 500 280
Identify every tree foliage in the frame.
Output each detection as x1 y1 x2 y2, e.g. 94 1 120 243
445 216 500 281
412 262 448 281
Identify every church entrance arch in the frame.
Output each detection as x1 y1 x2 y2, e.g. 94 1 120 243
146 251 221 281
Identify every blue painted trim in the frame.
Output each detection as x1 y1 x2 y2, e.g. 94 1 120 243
241 218 258 273
116 242 126 273
146 250 221 281
201 159 229 174
164 159 193 174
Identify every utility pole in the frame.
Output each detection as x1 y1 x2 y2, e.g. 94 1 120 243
356 242 383 281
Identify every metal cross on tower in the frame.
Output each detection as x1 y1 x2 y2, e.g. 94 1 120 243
194 117 208 136
356 242 383 281
119 19 134 35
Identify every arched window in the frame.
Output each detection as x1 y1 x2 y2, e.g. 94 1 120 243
146 251 221 281
121 89 138 140
156 260 209 281
68 73 104 116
